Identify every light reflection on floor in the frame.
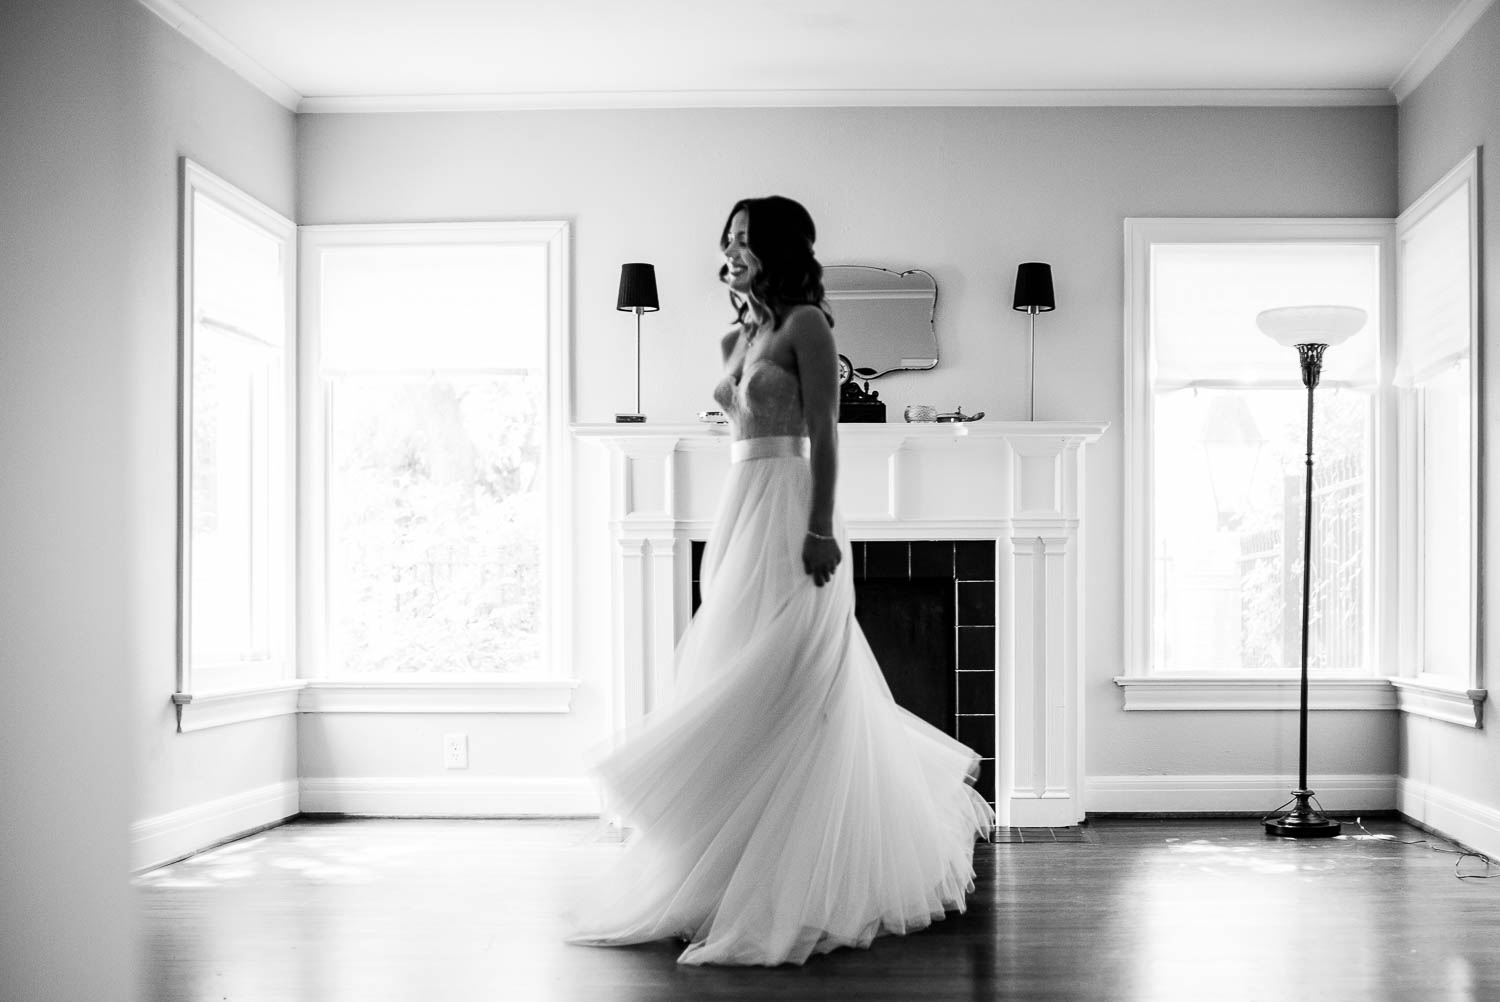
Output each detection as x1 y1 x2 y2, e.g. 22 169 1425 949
1124 827 1421 1002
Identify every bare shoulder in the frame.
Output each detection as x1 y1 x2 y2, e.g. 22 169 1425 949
780 304 834 349
719 325 742 362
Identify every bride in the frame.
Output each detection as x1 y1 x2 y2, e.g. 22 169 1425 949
568 195 993 966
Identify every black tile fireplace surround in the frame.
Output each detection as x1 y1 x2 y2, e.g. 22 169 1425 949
691 539 997 806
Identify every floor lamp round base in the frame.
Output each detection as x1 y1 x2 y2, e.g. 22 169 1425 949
1263 791 1342 839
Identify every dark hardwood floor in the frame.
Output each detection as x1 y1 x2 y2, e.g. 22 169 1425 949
136 816 1500 1001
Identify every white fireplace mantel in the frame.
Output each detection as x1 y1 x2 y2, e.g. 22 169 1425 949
574 420 1108 827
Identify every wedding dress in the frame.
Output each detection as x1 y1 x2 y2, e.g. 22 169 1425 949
568 353 994 966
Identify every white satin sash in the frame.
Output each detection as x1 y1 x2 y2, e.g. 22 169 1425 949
730 436 809 463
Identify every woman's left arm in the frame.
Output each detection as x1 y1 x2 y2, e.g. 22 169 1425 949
788 307 842 586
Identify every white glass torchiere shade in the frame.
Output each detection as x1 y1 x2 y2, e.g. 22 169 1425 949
1254 305 1367 347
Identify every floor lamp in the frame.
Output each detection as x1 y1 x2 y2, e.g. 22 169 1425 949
1256 304 1368 839
1012 262 1055 421
615 263 659 423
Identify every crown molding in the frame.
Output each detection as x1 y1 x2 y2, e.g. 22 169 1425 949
296 87 1394 114
1391 0 1497 102
135 0 301 111
131 0 1415 116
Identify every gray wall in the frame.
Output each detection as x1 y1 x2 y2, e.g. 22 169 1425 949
1 1 294 996
121 0 300 830
1397 0 1500 835
298 103 1401 790
2 2 140 997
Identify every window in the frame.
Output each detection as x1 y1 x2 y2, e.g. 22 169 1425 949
1392 150 1483 722
178 159 296 694
1123 219 1391 684
299 223 570 678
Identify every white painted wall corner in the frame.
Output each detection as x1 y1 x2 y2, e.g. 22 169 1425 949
1398 776 1500 861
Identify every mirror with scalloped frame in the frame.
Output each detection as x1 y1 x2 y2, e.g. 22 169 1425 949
824 265 938 378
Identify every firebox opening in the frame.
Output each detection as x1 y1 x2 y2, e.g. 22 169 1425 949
690 539 997 806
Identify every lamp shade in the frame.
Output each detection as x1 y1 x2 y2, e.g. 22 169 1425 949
616 262 660 312
1255 305 1366 348
1012 262 1055 313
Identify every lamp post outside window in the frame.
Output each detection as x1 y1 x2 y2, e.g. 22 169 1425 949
1201 393 1265 530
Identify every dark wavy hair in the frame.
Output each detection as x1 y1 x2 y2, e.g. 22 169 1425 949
718 195 833 332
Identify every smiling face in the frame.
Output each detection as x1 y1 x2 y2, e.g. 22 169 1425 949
721 209 758 294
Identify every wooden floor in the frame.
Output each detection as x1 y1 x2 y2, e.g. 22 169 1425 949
136 816 1500 1001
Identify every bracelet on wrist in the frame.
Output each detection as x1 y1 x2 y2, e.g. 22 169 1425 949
806 529 836 541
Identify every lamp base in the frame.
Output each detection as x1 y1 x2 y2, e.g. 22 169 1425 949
1263 790 1342 839
614 413 646 424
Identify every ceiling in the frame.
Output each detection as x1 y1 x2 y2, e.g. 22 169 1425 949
139 0 1495 112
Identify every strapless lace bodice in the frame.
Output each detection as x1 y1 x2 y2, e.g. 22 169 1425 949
713 360 806 441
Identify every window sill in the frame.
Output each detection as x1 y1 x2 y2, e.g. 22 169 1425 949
173 681 305 733
1113 675 1397 711
297 679 581 714
1389 677 1486 728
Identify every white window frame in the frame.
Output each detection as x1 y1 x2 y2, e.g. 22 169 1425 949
1118 218 1397 711
173 159 298 732
297 222 577 713
1390 150 1486 728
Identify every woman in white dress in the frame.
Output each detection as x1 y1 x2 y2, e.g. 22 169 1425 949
569 196 993 966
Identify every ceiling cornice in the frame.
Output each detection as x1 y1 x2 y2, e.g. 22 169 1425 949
1390 0 1497 102
295 88 1395 115
135 0 300 111
139 0 1494 116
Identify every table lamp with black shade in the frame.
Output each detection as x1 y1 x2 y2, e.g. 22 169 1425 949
1012 262 1055 421
1255 304 1368 839
615 263 659 423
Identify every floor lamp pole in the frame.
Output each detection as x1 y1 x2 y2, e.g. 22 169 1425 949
1264 342 1340 839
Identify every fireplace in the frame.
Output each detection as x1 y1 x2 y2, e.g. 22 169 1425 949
577 419 1106 826
691 539 998 806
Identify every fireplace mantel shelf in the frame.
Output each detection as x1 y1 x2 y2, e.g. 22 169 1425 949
573 420 1108 444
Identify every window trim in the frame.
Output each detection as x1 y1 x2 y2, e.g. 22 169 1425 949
176 158 297 700
1114 674 1396 712
298 679 579 714
1393 148 1486 725
296 221 573 685
172 682 304 733
170 678 582 732
1121 217 1396 702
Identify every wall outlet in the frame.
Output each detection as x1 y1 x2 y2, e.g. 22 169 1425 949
443 732 468 769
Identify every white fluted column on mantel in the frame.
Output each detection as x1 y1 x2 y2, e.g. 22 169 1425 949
574 420 1107 826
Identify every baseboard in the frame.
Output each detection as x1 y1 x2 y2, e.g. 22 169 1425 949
131 779 300 872
1398 777 1500 859
298 776 601 817
1085 773 1397 815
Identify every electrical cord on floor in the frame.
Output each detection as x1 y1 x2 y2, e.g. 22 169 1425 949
1351 816 1499 882
1259 792 1342 828
1260 793 1308 825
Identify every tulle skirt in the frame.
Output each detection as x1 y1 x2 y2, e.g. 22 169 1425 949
568 436 994 966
